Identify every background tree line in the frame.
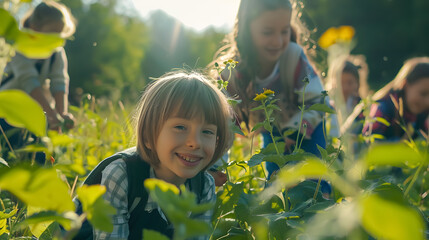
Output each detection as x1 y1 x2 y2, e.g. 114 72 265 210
60 0 429 105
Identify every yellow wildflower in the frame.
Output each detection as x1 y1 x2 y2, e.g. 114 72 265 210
318 27 338 49
253 93 267 101
318 25 355 49
263 88 275 95
337 25 355 42
223 59 239 65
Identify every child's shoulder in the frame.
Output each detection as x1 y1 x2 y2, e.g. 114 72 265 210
198 171 216 201
202 170 215 187
102 158 127 179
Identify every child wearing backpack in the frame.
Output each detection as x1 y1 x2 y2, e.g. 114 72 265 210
211 0 327 179
0 1 76 131
87 70 233 239
0 1 76 164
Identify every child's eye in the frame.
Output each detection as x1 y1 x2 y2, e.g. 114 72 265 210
174 125 186 130
203 129 215 135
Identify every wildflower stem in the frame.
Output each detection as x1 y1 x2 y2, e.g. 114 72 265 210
313 144 342 200
0 124 15 155
404 163 424 197
295 81 308 151
263 100 281 156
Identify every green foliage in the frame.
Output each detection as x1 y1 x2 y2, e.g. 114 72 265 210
2 1 429 239
144 179 214 240
0 90 47 137
360 193 426 240
0 166 74 212
76 185 116 232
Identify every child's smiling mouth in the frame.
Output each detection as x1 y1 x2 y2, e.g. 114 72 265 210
176 153 202 163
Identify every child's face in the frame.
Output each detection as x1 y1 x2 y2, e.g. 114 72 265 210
154 116 217 184
250 8 292 68
405 77 429 114
341 72 359 99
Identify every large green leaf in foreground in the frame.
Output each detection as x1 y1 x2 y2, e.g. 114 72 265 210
0 166 74 212
0 9 20 40
13 29 65 59
76 185 116 232
0 90 46 137
360 194 426 240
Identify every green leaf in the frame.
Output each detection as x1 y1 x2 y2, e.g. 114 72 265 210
214 182 245 220
262 159 355 200
250 105 265 111
317 144 328 161
0 90 47 137
288 181 325 208
251 122 264 132
360 194 426 240
0 219 7 236
304 201 335 213
39 222 62 240
144 179 213 239
263 121 273 132
232 124 245 136
219 226 253 240
142 229 169 240
0 208 17 219
282 128 296 137
0 9 20 41
13 29 65 59
267 104 281 112
303 201 360 238
261 142 285 155
76 185 116 232
248 153 265 167
307 103 336 114
17 210 78 233
0 166 74 212
375 117 390 127
364 143 423 168
252 194 286 215
15 144 49 154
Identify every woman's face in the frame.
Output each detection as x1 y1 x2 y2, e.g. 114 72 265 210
405 77 429 114
250 8 291 69
341 72 359 100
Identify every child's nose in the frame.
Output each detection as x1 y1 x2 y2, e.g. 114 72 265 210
272 34 284 47
186 132 201 149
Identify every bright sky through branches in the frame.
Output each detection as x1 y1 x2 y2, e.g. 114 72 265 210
131 0 240 32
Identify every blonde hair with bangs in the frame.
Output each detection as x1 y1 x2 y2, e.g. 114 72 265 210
134 70 233 169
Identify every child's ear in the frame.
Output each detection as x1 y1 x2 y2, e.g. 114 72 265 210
144 140 152 150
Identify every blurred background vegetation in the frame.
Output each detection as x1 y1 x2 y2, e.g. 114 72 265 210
59 0 429 105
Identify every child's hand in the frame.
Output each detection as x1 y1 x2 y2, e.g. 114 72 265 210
62 113 75 130
208 169 227 186
284 137 296 153
47 113 63 131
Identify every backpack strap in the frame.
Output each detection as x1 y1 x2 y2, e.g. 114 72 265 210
82 153 124 185
189 171 205 204
124 151 150 216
